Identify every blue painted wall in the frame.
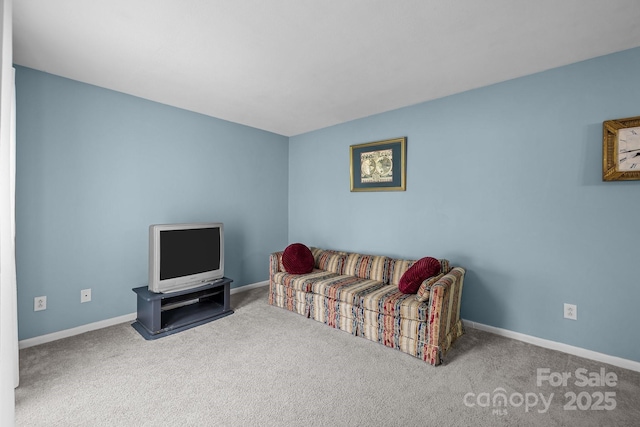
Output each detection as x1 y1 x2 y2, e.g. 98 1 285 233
16 47 640 363
289 47 640 362
15 66 289 340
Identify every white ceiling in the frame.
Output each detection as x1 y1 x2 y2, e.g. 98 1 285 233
13 0 640 137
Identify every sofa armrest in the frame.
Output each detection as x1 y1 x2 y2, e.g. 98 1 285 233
269 251 285 279
426 267 465 365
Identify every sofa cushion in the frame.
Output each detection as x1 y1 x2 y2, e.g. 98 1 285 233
343 253 389 282
312 275 386 305
399 257 441 294
359 284 429 321
317 251 347 275
272 270 341 292
415 273 444 302
282 243 315 274
310 247 326 266
388 259 415 287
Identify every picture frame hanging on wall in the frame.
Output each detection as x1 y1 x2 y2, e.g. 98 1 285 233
350 137 406 192
603 115 640 181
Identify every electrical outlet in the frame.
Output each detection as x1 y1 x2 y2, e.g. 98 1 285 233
34 296 47 311
81 289 91 303
564 303 577 320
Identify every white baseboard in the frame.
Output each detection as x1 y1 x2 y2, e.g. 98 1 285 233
463 319 640 373
232 280 268 293
19 312 138 349
18 281 270 350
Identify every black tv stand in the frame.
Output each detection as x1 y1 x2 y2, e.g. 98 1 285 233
131 277 233 340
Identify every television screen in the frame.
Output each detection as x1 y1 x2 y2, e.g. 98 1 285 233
160 228 221 280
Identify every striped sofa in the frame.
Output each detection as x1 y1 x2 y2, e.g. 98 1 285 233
268 247 466 366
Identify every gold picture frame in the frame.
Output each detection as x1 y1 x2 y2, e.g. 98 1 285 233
603 115 640 181
350 137 406 192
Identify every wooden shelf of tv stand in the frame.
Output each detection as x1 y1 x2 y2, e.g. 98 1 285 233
131 277 233 340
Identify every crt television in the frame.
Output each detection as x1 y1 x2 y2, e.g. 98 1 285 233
148 222 224 293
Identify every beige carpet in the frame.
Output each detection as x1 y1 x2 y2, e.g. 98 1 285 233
15 286 640 426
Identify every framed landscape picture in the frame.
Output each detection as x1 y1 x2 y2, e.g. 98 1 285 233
350 137 406 192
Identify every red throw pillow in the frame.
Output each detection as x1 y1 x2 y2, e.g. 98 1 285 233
282 243 314 274
398 257 441 294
